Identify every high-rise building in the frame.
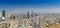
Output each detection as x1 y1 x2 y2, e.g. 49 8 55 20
31 11 34 17
2 10 6 21
27 11 29 18
10 14 13 19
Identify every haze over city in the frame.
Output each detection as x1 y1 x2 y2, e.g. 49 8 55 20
0 0 60 13
0 0 60 28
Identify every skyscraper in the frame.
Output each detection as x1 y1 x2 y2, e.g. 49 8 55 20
2 10 6 21
31 11 34 17
27 11 29 18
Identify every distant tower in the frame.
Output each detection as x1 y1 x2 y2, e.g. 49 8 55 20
2 10 6 21
31 11 34 17
10 14 13 19
27 11 29 18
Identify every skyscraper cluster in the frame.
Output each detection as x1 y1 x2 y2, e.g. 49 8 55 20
26 11 38 18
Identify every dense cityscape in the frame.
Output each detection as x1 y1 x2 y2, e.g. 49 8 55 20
0 10 60 28
0 0 60 28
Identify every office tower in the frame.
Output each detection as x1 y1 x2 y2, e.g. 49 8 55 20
31 11 34 17
34 13 38 16
27 11 29 18
10 14 13 19
2 10 6 21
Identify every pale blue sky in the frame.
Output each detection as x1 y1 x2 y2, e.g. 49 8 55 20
0 0 60 13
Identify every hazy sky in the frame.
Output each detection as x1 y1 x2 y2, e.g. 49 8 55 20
0 0 60 13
